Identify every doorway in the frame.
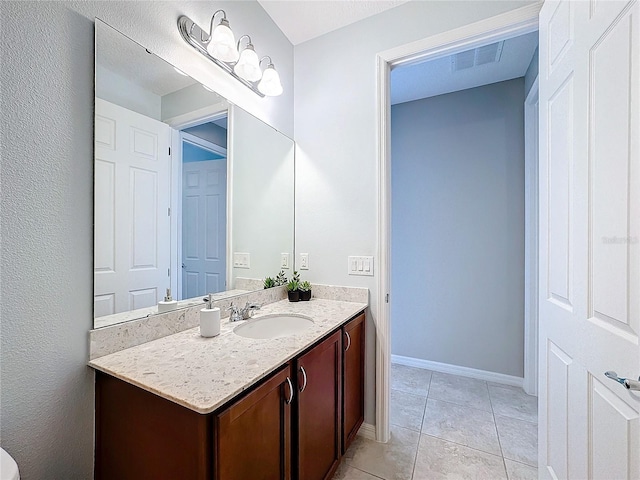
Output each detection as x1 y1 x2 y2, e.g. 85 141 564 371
375 3 542 444
179 132 228 300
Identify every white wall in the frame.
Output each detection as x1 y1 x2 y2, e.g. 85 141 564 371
294 0 535 424
0 2 292 478
391 79 525 377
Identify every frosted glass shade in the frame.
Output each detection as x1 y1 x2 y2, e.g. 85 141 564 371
234 47 262 82
258 66 283 96
207 22 239 62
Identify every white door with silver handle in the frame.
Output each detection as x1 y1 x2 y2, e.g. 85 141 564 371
539 1 639 478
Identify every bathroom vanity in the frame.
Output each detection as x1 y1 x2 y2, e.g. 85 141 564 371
90 298 366 480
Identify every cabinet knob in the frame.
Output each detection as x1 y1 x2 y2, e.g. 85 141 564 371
299 366 308 393
285 377 294 404
344 331 351 351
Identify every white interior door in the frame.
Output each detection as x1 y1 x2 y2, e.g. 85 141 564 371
181 156 227 299
94 98 171 316
539 1 639 479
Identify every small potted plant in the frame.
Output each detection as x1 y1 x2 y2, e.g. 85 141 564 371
286 280 300 302
298 281 312 301
263 277 275 289
275 270 288 286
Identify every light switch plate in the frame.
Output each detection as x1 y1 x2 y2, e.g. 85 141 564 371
233 252 251 269
300 253 309 270
281 253 290 269
348 256 374 276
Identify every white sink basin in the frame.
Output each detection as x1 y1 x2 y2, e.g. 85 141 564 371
233 314 314 339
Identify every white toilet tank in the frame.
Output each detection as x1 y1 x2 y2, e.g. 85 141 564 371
0 448 20 480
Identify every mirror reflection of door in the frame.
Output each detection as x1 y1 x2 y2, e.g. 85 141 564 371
179 130 227 300
94 98 171 317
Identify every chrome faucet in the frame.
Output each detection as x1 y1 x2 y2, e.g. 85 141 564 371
227 302 262 322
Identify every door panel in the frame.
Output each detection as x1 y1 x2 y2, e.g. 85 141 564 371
94 99 171 316
182 156 227 299
539 1 640 479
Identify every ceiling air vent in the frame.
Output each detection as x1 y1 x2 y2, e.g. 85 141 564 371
452 41 504 71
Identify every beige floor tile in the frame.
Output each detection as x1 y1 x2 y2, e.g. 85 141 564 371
413 435 508 480
391 364 432 397
504 459 538 480
428 372 492 412
344 425 420 480
421 398 501 455
332 462 385 480
390 389 427 432
495 416 537 467
488 385 538 423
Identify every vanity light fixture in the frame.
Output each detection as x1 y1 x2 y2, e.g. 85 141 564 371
177 10 283 97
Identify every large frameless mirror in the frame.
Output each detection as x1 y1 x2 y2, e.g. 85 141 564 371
93 20 294 329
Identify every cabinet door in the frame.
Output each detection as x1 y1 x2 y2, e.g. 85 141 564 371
296 330 342 480
342 313 365 452
215 364 293 480
95 372 211 480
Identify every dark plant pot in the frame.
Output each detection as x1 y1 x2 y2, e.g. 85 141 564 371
299 290 312 301
287 290 300 302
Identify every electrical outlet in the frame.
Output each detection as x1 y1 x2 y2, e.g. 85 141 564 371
233 252 251 269
348 256 374 276
300 253 309 270
281 253 290 269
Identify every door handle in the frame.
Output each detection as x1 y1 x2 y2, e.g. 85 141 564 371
299 366 307 393
285 377 294 404
604 371 640 391
344 331 351 351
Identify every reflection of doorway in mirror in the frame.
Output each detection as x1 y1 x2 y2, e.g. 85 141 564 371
94 99 171 317
178 131 227 300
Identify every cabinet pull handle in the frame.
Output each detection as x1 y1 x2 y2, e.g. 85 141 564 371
299 366 308 393
344 331 351 351
285 377 294 404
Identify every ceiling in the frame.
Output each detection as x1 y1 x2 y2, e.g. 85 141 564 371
391 31 539 105
258 0 409 45
256 2 537 105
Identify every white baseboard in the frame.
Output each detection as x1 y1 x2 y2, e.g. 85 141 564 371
391 354 524 388
357 422 376 441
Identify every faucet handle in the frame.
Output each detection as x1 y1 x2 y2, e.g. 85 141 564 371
245 302 262 309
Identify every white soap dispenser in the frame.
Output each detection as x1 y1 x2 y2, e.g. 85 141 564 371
200 294 221 337
158 288 178 313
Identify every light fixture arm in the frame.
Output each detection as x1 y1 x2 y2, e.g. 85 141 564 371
205 10 228 42
237 34 253 50
259 56 274 68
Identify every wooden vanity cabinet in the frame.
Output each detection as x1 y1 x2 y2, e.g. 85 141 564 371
95 371 212 480
215 364 293 480
294 330 342 480
342 312 365 452
95 311 366 480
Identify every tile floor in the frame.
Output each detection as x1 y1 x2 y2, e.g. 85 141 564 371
333 364 538 480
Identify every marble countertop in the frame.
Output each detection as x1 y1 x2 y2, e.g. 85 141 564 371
89 298 367 414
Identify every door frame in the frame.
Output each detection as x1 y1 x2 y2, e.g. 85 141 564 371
170 130 227 300
375 3 542 443
523 76 540 396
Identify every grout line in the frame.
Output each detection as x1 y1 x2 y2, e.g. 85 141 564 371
487 380 510 479
351 465 387 480
420 433 506 459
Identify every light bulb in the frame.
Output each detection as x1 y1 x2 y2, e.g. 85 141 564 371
258 65 283 96
234 45 262 82
207 19 239 62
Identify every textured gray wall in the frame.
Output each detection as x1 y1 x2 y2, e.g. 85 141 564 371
390 79 526 377
0 2 292 478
